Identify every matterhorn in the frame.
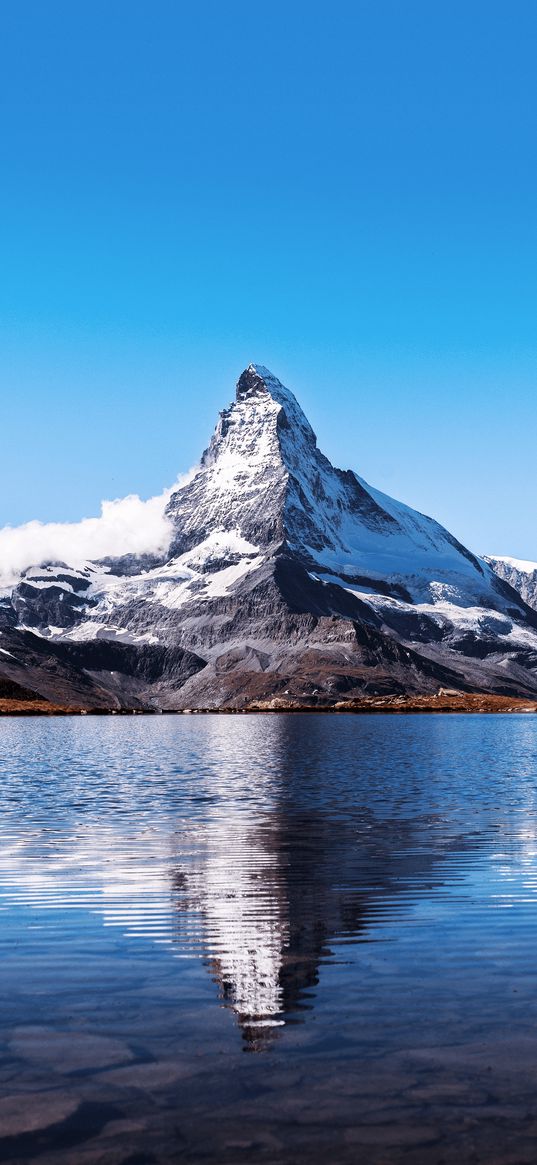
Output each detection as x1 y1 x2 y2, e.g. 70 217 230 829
1 365 537 709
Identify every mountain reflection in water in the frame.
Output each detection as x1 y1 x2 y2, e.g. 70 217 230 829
0 713 510 1053
4 715 537 1162
170 800 477 1051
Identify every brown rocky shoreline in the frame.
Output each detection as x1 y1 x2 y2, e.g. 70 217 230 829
2 684 537 717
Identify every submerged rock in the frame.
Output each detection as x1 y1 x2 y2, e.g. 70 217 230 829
9 1027 134 1074
0 1089 79 1137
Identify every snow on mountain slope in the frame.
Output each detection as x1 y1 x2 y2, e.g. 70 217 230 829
491 556 537 573
2 364 537 707
486 556 537 613
168 365 490 602
6 364 504 635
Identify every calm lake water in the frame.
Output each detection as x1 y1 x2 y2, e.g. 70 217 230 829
2 714 537 1163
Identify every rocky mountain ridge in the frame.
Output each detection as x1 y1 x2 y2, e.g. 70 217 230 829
485 556 537 613
1 365 537 709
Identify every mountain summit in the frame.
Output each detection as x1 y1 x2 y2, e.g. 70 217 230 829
1 365 537 709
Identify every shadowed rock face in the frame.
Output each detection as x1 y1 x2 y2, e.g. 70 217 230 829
486 556 537 613
2 365 537 708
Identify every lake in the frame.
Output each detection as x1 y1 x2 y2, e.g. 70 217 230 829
1 713 537 1163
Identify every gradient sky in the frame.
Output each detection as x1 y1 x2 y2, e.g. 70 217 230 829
1 1 536 558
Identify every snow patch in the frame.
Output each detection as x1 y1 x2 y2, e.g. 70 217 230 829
490 556 537 574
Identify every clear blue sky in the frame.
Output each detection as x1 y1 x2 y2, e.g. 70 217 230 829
1 1 536 557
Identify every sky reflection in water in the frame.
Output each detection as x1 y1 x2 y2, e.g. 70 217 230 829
2 714 537 1161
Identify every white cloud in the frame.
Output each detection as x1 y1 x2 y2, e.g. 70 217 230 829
0 469 198 589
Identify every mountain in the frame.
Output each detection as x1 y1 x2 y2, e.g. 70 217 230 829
2 363 537 710
486 556 537 612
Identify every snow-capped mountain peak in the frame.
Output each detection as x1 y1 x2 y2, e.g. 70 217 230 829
235 363 318 442
2 364 537 709
236 363 297 405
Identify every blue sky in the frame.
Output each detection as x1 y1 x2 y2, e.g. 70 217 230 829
1 1 536 557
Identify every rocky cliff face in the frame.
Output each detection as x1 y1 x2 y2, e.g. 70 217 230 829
2 365 537 709
486 557 537 612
